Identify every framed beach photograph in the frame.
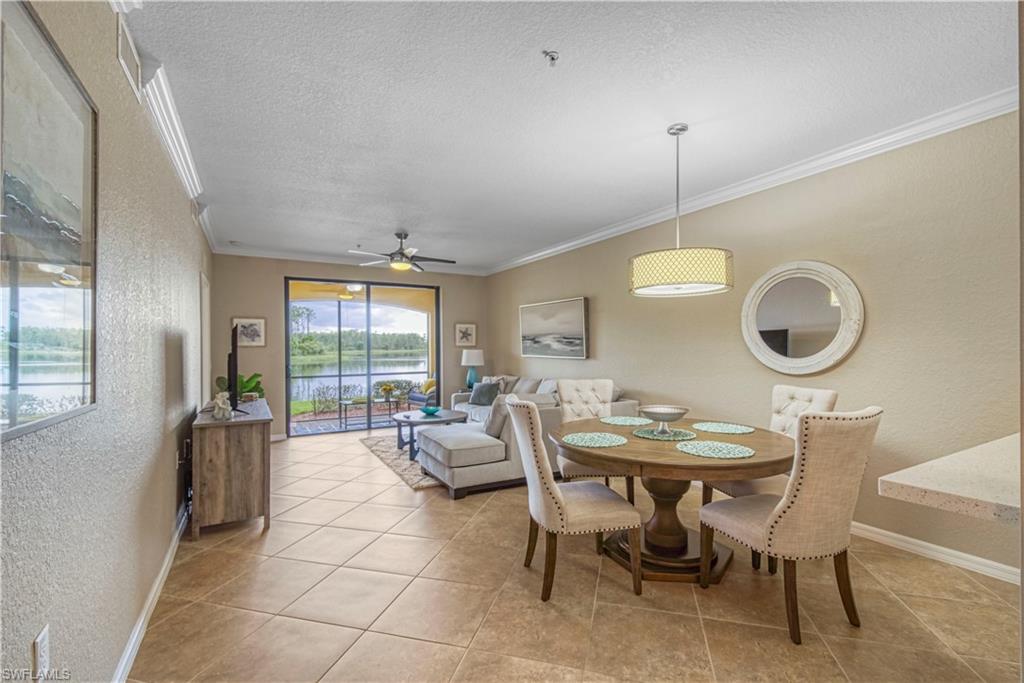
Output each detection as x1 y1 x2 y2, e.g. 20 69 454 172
1 1 99 440
233 317 266 347
454 322 476 347
520 297 588 359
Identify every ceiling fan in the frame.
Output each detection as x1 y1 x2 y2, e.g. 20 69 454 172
348 231 456 272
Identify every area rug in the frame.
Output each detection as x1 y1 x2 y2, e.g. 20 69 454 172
360 435 441 490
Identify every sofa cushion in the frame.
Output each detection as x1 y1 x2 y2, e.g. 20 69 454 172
417 424 506 468
453 402 492 423
469 382 500 406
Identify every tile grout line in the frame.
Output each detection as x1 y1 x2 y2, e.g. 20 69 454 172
852 547 982 670
693 582 719 682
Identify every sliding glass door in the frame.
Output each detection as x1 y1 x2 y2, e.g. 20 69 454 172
286 278 440 436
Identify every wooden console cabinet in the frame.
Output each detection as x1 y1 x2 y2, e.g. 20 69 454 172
190 398 273 540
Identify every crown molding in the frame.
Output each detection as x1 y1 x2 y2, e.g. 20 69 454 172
212 243 490 277
109 0 143 14
485 86 1020 275
143 67 203 200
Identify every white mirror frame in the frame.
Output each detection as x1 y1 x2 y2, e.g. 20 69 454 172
741 260 864 375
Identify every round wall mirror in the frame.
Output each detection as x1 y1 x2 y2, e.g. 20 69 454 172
741 261 863 375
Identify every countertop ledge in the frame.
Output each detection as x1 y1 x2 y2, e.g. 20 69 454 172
878 433 1020 523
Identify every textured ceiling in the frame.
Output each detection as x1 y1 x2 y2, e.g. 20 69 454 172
126 2 1018 274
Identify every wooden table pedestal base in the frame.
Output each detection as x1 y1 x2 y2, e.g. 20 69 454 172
604 527 732 583
604 476 732 583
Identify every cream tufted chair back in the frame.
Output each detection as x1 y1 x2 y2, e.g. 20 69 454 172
769 385 839 438
557 379 614 423
506 395 567 533
765 407 883 560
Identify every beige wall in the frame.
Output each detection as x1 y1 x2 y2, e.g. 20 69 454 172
486 113 1021 566
0 2 212 679
210 254 488 435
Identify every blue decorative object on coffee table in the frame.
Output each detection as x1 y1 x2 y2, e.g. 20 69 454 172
676 440 755 459
563 432 628 448
600 416 653 426
692 421 755 434
420 406 441 415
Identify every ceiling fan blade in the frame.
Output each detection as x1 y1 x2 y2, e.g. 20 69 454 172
403 247 419 257
348 249 388 258
410 255 457 264
358 260 388 266
410 262 425 273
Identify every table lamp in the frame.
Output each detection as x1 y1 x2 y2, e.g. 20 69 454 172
461 349 484 389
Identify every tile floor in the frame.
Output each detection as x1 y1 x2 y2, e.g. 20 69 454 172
130 431 1021 682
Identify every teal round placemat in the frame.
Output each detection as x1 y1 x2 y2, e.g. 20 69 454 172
562 432 628 448
691 421 755 435
676 440 755 459
600 415 653 426
633 427 697 441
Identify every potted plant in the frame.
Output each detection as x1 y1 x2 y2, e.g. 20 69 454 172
215 372 265 401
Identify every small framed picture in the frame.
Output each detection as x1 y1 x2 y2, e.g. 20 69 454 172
233 317 267 347
455 323 477 347
117 13 142 102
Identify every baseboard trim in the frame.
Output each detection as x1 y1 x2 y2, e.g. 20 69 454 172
850 521 1020 585
112 504 188 683
693 483 1019 584
271 433 287 442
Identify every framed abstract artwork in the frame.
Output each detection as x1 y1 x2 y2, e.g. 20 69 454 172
519 297 588 359
1 1 98 440
233 317 267 347
454 323 476 347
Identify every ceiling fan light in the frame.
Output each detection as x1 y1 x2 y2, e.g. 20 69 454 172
346 284 364 292
338 292 354 300
629 247 734 297
390 260 413 271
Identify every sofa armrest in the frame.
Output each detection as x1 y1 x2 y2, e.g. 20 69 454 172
610 399 640 417
450 392 471 409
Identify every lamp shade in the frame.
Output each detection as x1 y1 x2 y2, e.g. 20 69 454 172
629 247 734 297
461 349 485 366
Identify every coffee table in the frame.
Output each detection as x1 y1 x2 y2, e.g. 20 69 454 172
393 409 468 461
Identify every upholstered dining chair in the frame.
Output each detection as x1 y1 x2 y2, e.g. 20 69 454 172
507 394 643 601
699 406 883 644
704 384 838 572
555 379 636 504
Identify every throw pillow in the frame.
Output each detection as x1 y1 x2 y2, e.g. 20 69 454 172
513 378 541 394
612 384 624 401
469 382 500 406
484 395 509 437
536 378 558 395
480 375 505 393
422 378 436 394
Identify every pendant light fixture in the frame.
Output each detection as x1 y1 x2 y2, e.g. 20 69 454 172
629 123 733 297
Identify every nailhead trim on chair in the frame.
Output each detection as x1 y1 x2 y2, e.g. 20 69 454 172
510 401 567 532
763 411 881 559
705 409 882 561
510 397 641 535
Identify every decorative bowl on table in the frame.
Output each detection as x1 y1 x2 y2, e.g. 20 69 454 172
420 406 441 415
638 405 690 436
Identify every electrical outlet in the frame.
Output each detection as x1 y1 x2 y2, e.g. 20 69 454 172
32 624 49 678
175 448 181 470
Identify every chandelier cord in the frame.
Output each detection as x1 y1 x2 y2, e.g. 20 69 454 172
675 131 681 249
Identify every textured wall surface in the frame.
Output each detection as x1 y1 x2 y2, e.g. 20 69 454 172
1 2 212 679
486 114 1021 566
210 255 489 435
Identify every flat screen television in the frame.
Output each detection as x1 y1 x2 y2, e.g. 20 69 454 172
227 324 239 409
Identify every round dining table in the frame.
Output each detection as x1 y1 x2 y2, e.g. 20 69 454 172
549 417 794 584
